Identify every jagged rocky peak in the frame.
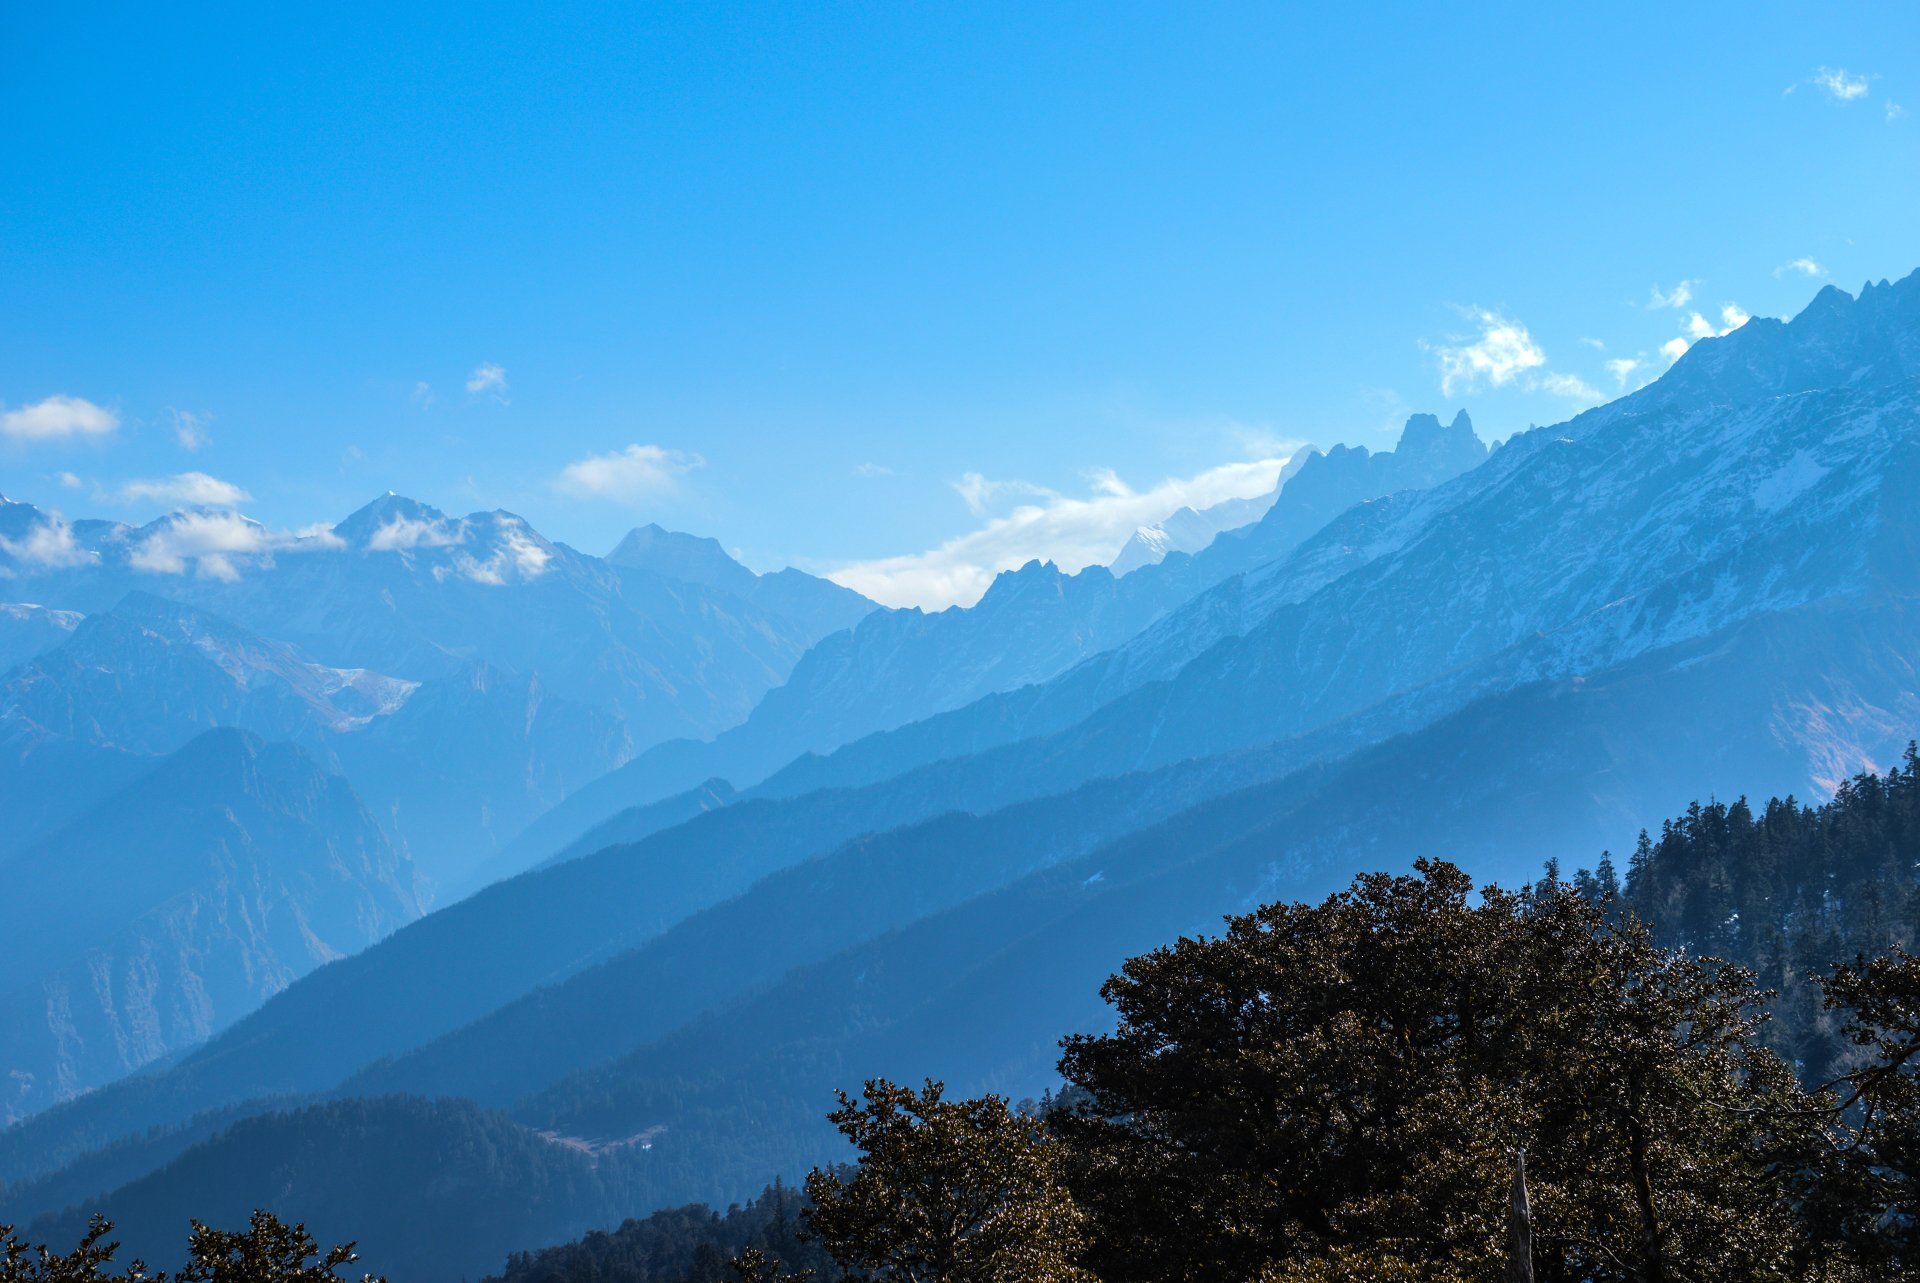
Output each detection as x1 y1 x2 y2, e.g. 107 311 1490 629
606 523 757 594
0 493 50 540
976 558 1071 607
1650 266 1920 406
1394 408 1485 461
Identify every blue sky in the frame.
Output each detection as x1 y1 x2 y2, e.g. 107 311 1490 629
3 3 1917 607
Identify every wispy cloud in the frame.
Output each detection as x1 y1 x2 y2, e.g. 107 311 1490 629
465 363 508 402
1531 371 1605 404
57 471 83 490
1428 310 1547 397
1647 281 1695 310
368 513 466 551
1775 257 1826 279
447 516 552 586
412 381 436 409
1605 357 1644 389
830 452 1300 610
171 408 211 451
554 443 705 503
0 513 96 570
852 462 894 479
952 472 1055 516
1660 336 1691 364
1808 66 1872 101
1 395 119 442
1890 102 1907 122
115 471 251 508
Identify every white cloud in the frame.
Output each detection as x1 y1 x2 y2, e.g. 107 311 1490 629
554 443 705 503
852 462 894 478
1605 357 1644 388
115 471 252 508
1775 257 1826 279
171 408 210 451
449 517 552 585
952 471 1056 516
1810 67 1871 101
1890 102 1907 122
1 395 119 442
465 363 508 401
0 514 96 569
368 513 466 551
412 381 436 409
1429 310 1548 396
293 523 347 547
57 471 82 490
1684 304 1749 343
1661 337 1691 363
128 511 258 580
1530 372 1605 404
829 452 1300 610
1647 281 1695 310
1578 337 1607 351
126 510 339 581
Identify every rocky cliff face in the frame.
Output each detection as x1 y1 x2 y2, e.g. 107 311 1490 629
0 729 420 1122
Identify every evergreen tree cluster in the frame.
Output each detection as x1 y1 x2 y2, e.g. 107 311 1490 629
1564 744 1920 1080
487 1182 838 1283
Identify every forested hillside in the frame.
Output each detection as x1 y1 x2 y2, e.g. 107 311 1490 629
1604 743 1920 1080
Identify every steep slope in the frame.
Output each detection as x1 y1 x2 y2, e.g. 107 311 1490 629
0 714 149 859
527 779 737 875
0 731 420 1122
0 602 80 671
336 749 1312 1108
330 662 631 889
606 524 874 645
497 411 1490 870
27 1097 639 1283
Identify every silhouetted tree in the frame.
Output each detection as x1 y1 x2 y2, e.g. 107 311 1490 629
0 1218 163 1283
1054 860 1845 1283
804 1079 1091 1283
1821 947 1920 1270
179 1213 379 1283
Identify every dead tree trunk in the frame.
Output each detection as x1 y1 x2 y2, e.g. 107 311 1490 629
1505 1148 1534 1283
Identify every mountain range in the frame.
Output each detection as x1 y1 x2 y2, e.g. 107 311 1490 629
3 271 1919 1283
